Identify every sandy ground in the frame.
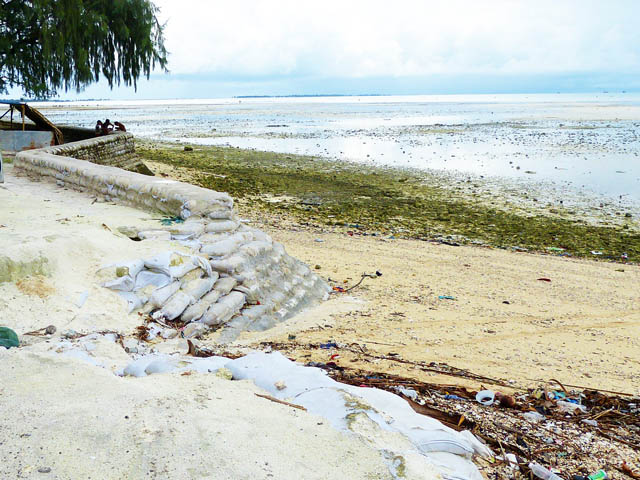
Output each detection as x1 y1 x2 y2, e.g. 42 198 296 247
0 167 397 480
1 165 639 479
235 213 640 395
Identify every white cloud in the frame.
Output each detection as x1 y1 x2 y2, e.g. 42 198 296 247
153 0 640 78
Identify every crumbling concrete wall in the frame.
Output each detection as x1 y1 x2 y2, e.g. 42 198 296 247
14 136 330 341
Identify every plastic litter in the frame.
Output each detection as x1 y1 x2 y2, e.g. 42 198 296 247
320 342 338 349
0 326 19 348
529 462 565 480
444 394 466 401
476 390 495 406
438 295 456 300
523 411 546 423
587 470 608 480
556 400 587 414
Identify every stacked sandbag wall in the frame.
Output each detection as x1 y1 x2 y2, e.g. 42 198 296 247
14 137 330 340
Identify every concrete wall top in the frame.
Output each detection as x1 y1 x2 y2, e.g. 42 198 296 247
15 133 234 219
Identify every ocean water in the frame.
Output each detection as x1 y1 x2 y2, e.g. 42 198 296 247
34 94 640 204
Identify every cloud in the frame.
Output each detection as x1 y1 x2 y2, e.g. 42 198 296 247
154 0 640 79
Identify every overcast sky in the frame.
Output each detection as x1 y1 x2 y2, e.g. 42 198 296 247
22 0 640 99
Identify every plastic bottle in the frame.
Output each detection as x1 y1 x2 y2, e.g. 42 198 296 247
529 462 565 480
588 470 608 480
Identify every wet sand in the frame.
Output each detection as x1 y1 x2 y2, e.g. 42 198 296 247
234 210 640 395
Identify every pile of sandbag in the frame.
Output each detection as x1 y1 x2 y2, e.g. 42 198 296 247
99 219 329 340
16 145 330 340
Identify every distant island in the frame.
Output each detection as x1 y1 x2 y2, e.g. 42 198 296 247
234 94 384 99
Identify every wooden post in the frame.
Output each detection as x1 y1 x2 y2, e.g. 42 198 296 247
21 105 25 131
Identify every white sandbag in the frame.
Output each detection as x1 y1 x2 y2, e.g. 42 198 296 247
205 220 239 233
177 239 202 250
191 255 213 278
201 291 246 326
103 275 135 292
180 276 221 322
97 259 144 281
144 251 173 275
209 255 247 274
149 281 181 308
152 291 193 321
239 241 272 257
167 220 205 238
207 209 233 220
198 233 228 244
144 251 198 278
182 277 216 301
169 254 198 278
181 298 212 323
213 276 237 295
117 291 146 313
181 268 204 283
201 238 241 257
134 270 171 291
201 288 222 303
182 321 207 338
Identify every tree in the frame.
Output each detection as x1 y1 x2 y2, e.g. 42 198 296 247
0 0 168 98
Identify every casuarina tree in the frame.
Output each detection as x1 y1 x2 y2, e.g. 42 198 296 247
0 0 168 97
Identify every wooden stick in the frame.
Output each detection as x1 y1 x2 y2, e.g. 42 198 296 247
255 393 307 411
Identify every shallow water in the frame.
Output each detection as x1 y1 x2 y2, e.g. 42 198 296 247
35 94 640 204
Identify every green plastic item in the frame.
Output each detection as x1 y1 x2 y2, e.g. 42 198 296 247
0 326 19 349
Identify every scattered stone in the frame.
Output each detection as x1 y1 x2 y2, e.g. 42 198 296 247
123 338 139 354
38 467 51 474
44 325 56 335
215 367 233 380
61 329 77 339
183 146 193 152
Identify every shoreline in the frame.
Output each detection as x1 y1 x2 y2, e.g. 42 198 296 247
137 141 640 263
2 159 639 479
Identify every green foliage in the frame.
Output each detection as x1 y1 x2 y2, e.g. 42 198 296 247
0 0 168 97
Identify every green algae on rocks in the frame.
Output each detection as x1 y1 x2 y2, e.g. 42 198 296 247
137 143 640 262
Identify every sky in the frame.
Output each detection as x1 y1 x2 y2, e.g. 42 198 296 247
10 0 640 99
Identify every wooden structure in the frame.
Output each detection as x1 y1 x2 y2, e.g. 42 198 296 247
0 101 64 145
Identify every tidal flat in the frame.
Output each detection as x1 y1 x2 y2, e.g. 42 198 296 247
137 142 640 263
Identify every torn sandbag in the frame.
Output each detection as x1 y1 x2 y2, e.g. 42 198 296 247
134 270 171 291
118 291 147 313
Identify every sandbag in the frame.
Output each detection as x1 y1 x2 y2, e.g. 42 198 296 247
152 291 193 320
149 281 181 308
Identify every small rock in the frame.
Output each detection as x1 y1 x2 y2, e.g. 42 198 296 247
183 146 193 152
182 322 207 339
61 329 77 339
44 325 56 335
123 338 139 354
274 380 286 391
216 367 233 380
38 467 51 473
314 265 321 270
625 213 633 218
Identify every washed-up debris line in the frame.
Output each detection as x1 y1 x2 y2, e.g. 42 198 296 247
255 341 640 480
325 367 639 480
